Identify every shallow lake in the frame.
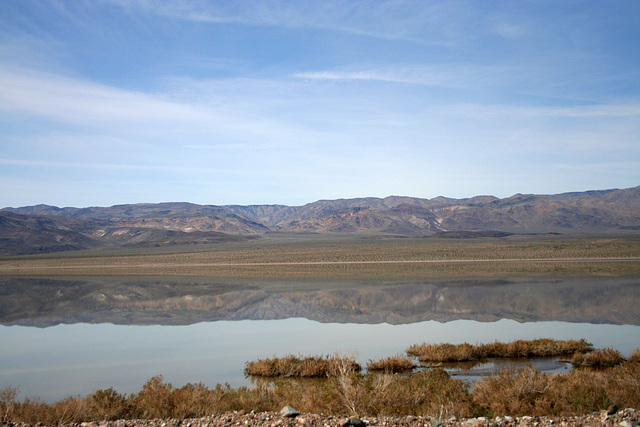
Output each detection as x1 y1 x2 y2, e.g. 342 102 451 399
0 276 639 402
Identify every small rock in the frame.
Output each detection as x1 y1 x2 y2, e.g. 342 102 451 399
280 406 301 418
346 417 366 427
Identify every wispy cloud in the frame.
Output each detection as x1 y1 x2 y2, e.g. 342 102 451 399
101 0 469 44
0 158 213 173
0 67 209 127
293 68 450 86
292 63 533 91
1 0 638 206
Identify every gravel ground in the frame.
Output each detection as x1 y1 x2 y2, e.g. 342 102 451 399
3 407 638 427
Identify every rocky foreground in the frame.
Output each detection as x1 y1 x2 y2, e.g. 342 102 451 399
4 407 639 427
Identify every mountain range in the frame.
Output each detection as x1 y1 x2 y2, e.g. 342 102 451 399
2 186 639 255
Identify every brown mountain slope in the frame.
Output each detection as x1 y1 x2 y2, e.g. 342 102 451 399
2 186 639 255
0 211 252 255
0 211 101 255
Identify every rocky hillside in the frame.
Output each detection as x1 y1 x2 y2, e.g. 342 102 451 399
2 186 639 255
0 210 252 255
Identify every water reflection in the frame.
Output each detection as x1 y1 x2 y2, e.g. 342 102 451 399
1 276 639 402
0 276 638 326
1 318 639 402
439 357 571 383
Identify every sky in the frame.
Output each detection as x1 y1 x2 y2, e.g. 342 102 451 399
1 0 639 208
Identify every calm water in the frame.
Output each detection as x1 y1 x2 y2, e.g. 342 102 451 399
0 276 639 402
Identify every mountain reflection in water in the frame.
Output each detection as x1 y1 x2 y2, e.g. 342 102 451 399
1 276 638 326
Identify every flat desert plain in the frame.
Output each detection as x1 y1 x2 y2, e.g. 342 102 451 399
1 234 639 279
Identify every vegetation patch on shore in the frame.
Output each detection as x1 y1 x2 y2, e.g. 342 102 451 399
244 354 361 377
571 348 627 367
407 339 593 363
2 362 640 424
2 347 640 425
366 355 417 373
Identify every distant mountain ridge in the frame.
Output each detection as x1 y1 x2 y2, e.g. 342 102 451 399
1 186 639 255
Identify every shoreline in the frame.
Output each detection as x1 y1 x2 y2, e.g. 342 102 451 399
4 408 639 427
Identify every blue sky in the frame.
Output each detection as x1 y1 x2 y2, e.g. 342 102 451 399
1 0 639 208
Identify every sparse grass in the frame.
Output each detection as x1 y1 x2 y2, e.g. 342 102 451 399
366 355 417 373
571 348 626 368
244 354 361 378
407 339 593 363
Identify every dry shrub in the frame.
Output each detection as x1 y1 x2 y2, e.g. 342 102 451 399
3 357 639 423
571 348 626 367
84 387 131 421
408 339 593 363
553 338 594 355
133 375 174 419
0 396 48 425
366 369 473 418
267 378 344 415
407 343 480 363
601 363 640 408
2 393 90 426
171 383 217 419
325 367 472 418
472 366 554 416
552 368 610 414
626 348 640 364
366 355 417 373
200 383 269 414
245 354 361 377
49 396 89 425
473 362 640 416
326 353 363 415
546 364 640 414
0 387 19 423
484 339 592 358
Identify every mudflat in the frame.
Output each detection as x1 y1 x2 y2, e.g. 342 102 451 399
1 234 639 279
